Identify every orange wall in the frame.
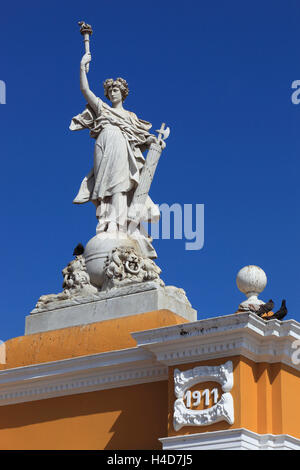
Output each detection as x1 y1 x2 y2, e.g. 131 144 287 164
0 354 299 449
0 381 168 450
0 310 300 449
0 310 188 369
280 364 300 438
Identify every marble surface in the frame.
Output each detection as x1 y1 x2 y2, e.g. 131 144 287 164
26 282 197 334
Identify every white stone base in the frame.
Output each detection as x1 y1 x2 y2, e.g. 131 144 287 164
159 428 300 450
25 282 197 335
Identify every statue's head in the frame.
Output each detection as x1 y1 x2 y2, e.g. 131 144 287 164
103 78 129 103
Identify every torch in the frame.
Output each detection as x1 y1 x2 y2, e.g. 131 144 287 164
78 21 93 73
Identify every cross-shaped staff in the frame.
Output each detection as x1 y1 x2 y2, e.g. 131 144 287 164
128 122 170 225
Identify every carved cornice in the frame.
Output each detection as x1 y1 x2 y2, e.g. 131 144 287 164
1 313 299 407
132 313 300 369
0 348 167 406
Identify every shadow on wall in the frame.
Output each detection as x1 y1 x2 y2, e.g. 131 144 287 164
0 381 168 450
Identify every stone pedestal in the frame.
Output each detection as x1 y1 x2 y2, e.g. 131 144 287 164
25 282 197 335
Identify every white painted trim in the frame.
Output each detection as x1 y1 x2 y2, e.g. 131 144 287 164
173 361 234 430
0 347 167 406
159 428 300 450
0 313 299 407
132 313 300 370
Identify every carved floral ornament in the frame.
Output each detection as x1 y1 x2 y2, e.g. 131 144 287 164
173 361 234 431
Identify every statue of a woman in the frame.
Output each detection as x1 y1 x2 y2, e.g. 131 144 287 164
70 52 161 242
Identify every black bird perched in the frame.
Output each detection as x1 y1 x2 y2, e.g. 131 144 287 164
271 299 287 321
256 299 274 317
73 243 85 257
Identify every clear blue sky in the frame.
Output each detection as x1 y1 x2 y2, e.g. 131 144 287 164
0 0 300 341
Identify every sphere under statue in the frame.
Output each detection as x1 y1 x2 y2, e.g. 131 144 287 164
84 232 142 288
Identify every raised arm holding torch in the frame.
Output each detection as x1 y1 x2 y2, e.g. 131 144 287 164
78 21 93 73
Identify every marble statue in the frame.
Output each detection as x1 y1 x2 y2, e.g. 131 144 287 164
70 65 161 232
70 25 168 260
33 22 178 312
68 22 169 290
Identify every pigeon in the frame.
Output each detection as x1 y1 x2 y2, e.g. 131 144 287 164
256 299 274 317
73 243 85 257
262 299 287 321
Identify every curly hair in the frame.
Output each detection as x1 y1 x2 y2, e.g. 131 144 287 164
103 77 129 102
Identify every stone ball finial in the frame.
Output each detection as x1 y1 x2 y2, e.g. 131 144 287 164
236 265 267 312
236 265 267 297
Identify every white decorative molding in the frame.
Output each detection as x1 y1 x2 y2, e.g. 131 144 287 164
132 313 300 370
160 428 300 450
173 361 234 431
0 347 167 406
0 313 300 407
174 361 233 395
174 393 234 431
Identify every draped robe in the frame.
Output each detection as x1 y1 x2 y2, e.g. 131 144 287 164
69 99 160 257
70 99 159 220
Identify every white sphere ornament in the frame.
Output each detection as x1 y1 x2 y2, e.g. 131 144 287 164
236 265 267 311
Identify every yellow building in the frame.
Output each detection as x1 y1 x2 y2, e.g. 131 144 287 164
0 283 299 450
